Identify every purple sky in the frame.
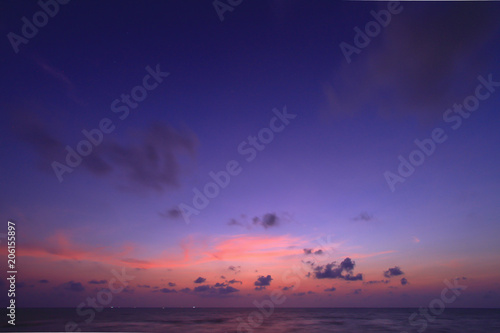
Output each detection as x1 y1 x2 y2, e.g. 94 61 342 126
0 1 499 308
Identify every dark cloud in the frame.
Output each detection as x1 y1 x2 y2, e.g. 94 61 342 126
307 291 315 295
293 292 306 296
228 218 245 227
214 282 227 287
324 287 336 292
259 213 279 228
229 213 282 229
303 248 324 256
159 208 183 220
352 212 373 222
302 260 316 268
218 286 239 295
194 277 206 284
38 279 49 284
228 266 241 274
353 289 362 295
88 279 107 285
339 258 355 271
168 282 176 287
401 278 408 286
193 284 239 295
157 288 177 293
254 275 273 290
227 279 242 285
384 266 404 278
62 281 85 292
102 123 197 191
314 258 363 281
324 3 500 124
364 280 390 285
344 274 363 281
17 119 197 191
137 284 151 288
194 285 211 292
282 285 294 291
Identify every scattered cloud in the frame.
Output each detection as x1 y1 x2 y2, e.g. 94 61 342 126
193 284 239 295
156 288 177 293
62 281 85 292
364 280 390 285
227 279 242 285
253 213 279 229
229 213 284 230
194 285 211 292
324 287 336 292
303 248 324 255
194 277 206 284
88 279 107 285
18 120 197 192
352 212 373 222
218 286 239 295
384 266 404 278
159 208 183 220
254 275 273 290
228 265 241 274
401 278 408 286
313 258 363 281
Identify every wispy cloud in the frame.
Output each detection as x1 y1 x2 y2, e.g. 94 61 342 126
17 119 197 192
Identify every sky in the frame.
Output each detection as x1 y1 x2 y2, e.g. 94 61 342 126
0 0 500 309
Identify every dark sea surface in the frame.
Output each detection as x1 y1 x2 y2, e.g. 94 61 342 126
1 308 500 332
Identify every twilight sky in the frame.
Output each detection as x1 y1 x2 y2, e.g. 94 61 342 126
1 0 500 308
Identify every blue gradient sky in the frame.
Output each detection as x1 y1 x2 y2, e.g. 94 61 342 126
0 1 499 308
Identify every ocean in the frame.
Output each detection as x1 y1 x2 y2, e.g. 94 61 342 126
1 308 499 332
